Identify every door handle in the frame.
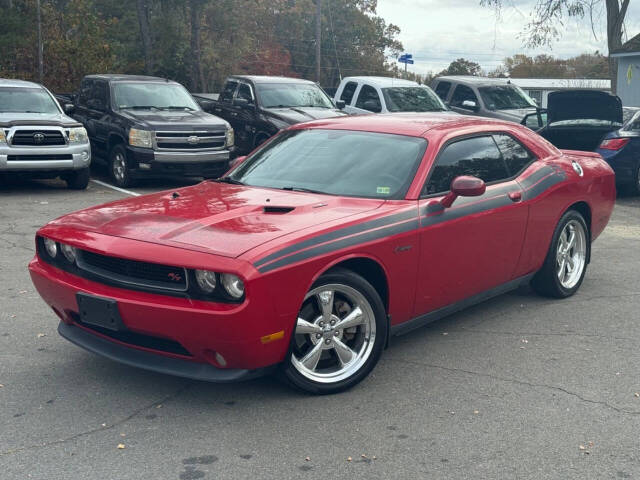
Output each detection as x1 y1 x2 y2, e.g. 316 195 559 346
508 191 522 202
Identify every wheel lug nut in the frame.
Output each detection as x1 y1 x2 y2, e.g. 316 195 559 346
325 339 331 345
330 320 335 326
334 331 339 336
319 322 324 327
315 333 321 339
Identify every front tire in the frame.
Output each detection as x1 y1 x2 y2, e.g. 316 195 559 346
280 268 387 394
531 209 589 298
64 167 90 190
109 144 134 188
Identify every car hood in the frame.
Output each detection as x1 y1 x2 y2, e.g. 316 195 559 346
0 111 81 127
547 90 622 124
117 109 229 130
263 106 348 125
49 182 384 258
488 108 537 123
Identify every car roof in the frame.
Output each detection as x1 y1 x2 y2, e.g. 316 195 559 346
341 76 420 88
290 112 520 138
0 78 44 88
84 74 178 84
229 75 316 85
436 76 514 87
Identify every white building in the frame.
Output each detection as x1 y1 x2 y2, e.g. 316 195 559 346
611 33 640 107
507 78 611 108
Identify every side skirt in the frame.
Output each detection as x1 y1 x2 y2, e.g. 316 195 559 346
391 273 535 337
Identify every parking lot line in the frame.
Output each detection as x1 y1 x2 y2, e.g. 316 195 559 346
90 179 140 197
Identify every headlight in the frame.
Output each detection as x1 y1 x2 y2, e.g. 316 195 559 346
0 130 6 144
221 273 244 299
68 127 88 144
195 269 217 293
60 243 77 263
129 128 154 148
225 128 234 148
43 238 57 258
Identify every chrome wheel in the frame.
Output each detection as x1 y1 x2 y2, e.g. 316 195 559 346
291 283 376 384
112 152 127 183
556 219 587 289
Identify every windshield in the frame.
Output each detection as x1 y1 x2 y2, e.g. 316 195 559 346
229 129 427 199
113 82 200 110
256 83 334 109
478 85 536 110
0 87 60 114
381 86 447 112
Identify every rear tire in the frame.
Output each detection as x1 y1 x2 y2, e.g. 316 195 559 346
64 168 90 190
109 144 134 188
280 268 387 395
531 209 589 298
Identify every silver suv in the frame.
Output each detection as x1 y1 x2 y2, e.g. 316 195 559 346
0 79 91 189
431 76 538 124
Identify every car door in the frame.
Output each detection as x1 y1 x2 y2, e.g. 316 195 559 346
231 81 257 152
448 84 481 116
350 84 383 115
414 134 529 316
338 81 359 114
91 80 112 158
211 80 238 124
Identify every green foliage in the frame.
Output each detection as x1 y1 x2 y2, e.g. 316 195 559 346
490 52 609 78
1 0 403 92
439 58 482 76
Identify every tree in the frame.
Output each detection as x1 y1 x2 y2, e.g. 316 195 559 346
439 58 482 76
136 0 153 74
480 0 631 93
189 0 206 92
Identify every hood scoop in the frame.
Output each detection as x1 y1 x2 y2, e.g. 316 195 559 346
263 205 296 214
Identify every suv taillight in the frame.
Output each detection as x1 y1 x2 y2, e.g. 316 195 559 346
599 138 629 150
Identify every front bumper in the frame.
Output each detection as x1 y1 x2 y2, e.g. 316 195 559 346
126 146 231 178
29 253 293 378
0 142 91 172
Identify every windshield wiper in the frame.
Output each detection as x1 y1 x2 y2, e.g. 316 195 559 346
214 177 245 185
281 186 327 194
161 106 195 111
121 105 159 110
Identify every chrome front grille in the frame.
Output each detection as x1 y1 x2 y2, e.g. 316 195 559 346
155 131 226 150
11 129 66 146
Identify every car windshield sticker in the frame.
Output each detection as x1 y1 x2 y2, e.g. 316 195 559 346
377 186 390 195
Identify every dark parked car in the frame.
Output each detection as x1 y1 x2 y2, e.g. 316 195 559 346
194 76 346 154
597 108 640 195
59 74 233 187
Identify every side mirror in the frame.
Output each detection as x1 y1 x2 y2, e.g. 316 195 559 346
335 100 346 109
461 100 478 111
440 176 485 208
234 98 254 109
363 99 382 113
64 104 75 114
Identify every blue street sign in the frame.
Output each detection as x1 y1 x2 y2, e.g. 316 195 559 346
398 54 414 64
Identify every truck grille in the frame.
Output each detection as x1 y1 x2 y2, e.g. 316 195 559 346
76 250 188 293
155 131 226 150
7 154 72 161
11 130 66 146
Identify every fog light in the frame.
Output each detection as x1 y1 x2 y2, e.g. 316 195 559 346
44 238 57 258
139 162 151 170
195 269 217 293
60 243 77 263
221 273 244 299
81 150 89 160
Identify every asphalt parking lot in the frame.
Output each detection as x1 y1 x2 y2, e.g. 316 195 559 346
1 175 639 480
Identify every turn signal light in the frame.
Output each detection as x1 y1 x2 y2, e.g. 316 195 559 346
599 138 629 150
260 330 285 344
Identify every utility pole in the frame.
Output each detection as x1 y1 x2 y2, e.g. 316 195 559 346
36 0 43 83
315 0 321 83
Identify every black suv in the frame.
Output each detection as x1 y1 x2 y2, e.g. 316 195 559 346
59 75 233 187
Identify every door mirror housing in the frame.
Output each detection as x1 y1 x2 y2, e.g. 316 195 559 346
335 99 346 109
234 98 255 109
461 100 478 111
441 175 486 208
63 103 75 114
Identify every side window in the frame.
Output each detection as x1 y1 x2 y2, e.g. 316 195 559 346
340 81 358 104
78 79 93 107
219 81 238 103
355 84 382 112
627 112 640 131
91 81 109 111
235 83 253 104
493 134 535 175
434 81 451 101
450 84 478 108
424 136 509 195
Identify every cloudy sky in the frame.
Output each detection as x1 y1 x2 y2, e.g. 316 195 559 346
376 0 640 74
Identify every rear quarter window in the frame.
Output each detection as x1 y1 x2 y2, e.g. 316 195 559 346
340 81 358 104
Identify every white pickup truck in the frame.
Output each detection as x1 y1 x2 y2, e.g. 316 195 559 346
0 78 91 189
333 76 449 115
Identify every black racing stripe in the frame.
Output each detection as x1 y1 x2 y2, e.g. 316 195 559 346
422 194 513 227
257 218 420 273
521 171 567 201
253 208 417 267
519 165 554 189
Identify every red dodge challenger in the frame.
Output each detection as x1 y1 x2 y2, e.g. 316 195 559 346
29 113 615 394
